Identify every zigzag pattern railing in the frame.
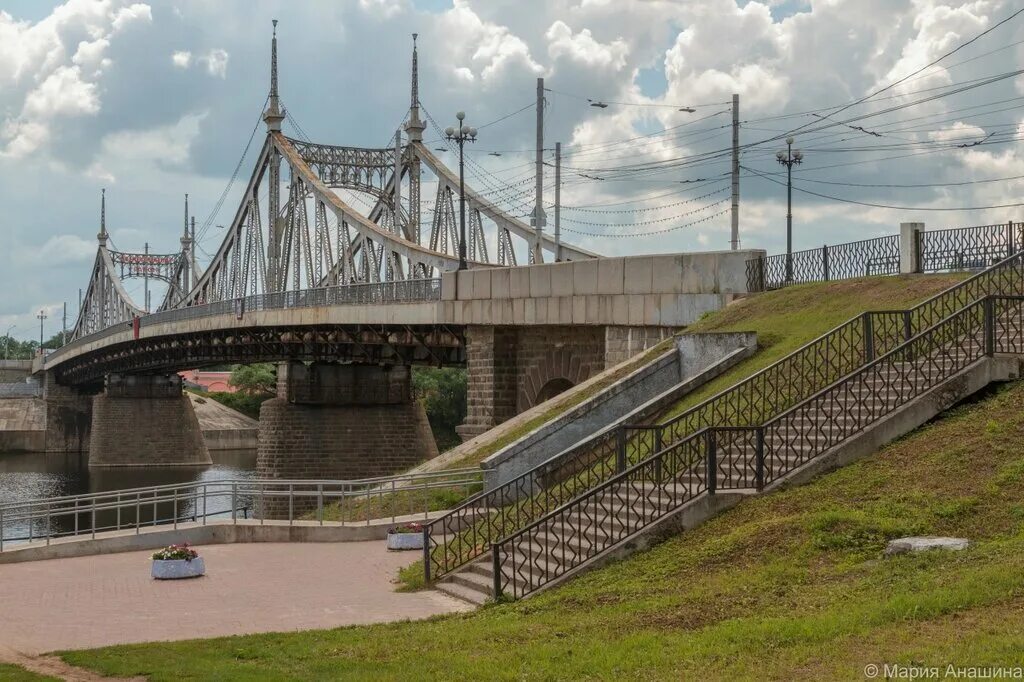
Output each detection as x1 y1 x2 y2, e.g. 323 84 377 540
747 222 1020 292
423 250 1024 583
493 294 1022 599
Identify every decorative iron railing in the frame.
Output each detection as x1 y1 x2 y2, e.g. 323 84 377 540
423 250 1024 584
746 235 899 291
918 223 1018 273
746 222 1020 292
47 278 442 365
491 295 1022 599
0 468 481 551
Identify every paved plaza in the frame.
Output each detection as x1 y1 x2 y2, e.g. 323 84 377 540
0 541 470 654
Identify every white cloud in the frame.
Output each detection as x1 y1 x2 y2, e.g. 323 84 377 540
201 49 229 78
85 111 207 183
171 50 192 69
0 1 152 158
546 21 628 71
437 0 542 87
32 234 97 265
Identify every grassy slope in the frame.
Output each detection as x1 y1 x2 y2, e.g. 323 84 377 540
62 374 1024 680
663 273 967 418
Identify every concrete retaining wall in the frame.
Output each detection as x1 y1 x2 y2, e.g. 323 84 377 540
481 331 758 488
0 360 32 383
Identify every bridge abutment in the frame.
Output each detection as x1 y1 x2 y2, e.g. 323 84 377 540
88 373 211 467
41 370 92 453
256 362 438 517
458 324 676 440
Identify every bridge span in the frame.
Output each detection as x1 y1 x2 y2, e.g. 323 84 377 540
26 27 761 496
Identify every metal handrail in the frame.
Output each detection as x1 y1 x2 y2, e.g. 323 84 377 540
0 469 482 552
492 294 1016 599
47 278 443 365
423 248 1024 582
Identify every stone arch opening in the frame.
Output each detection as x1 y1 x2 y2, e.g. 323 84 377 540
534 377 574 405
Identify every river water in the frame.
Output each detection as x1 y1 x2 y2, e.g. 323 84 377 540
0 449 258 543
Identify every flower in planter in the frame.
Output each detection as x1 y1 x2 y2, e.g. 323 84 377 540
389 522 424 535
152 543 200 562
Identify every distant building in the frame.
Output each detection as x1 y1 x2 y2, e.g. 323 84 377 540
179 370 235 393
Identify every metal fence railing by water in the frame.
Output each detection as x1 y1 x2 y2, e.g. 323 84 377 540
746 222 1020 292
423 249 1024 585
47 278 443 366
490 295 1023 599
0 468 481 551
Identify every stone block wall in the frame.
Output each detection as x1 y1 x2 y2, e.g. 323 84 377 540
256 399 437 517
459 324 674 440
458 327 518 440
88 389 211 466
41 370 92 453
604 326 677 367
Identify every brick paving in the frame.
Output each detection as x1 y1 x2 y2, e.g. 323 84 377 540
0 541 470 654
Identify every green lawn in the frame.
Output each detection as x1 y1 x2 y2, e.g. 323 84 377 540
662 273 967 419
62 374 1024 680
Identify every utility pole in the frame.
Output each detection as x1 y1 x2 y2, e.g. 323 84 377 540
531 77 545 264
143 241 150 313
36 310 46 353
445 113 477 270
730 93 740 250
554 141 562 262
62 302 67 345
190 217 198 287
776 137 804 282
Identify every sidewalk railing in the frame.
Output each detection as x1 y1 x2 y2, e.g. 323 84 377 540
423 248 1024 584
747 222 1020 292
0 468 481 551
52 278 442 365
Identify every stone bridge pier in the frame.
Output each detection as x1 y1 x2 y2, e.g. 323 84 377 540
41 370 93 453
88 373 210 467
256 361 438 517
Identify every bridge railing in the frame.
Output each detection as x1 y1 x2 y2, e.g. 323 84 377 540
0 467 481 551
48 278 443 365
746 222 1020 292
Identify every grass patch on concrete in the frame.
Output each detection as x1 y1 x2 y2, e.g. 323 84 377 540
312 483 482 524
662 273 968 420
61 374 1024 680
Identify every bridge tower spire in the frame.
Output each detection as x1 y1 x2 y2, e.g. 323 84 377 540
404 33 425 142
97 188 108 247
180 193 192 292
263 19 284 132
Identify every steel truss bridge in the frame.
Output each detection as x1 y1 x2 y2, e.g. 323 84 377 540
58 29 596 384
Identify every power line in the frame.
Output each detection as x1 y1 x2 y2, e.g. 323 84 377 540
743 165 1024 211
559 205 730 238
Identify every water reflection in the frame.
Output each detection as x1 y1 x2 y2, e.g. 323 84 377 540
0 449 257 544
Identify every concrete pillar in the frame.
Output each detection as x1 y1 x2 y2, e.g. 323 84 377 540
256 362 438 517
900 222 924 274
41 370 92 453
88 373 210 467
457 326 518 441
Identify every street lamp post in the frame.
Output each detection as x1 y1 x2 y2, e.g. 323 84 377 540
776 136 803 282
36 310 47 355
3 325 15 360
445 112 477 271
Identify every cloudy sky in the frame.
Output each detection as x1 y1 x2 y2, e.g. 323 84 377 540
0 0 1022 340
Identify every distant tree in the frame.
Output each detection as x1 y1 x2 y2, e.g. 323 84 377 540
412 367 467 452
228 363 277 396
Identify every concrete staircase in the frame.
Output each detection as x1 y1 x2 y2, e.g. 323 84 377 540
427 255 1024 604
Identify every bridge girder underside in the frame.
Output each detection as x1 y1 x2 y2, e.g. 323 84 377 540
54 324 465 387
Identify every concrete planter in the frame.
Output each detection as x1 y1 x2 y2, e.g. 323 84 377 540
386 532 423 551
152 557 206 580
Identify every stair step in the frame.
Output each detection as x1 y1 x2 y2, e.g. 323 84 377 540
435 579 489 606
